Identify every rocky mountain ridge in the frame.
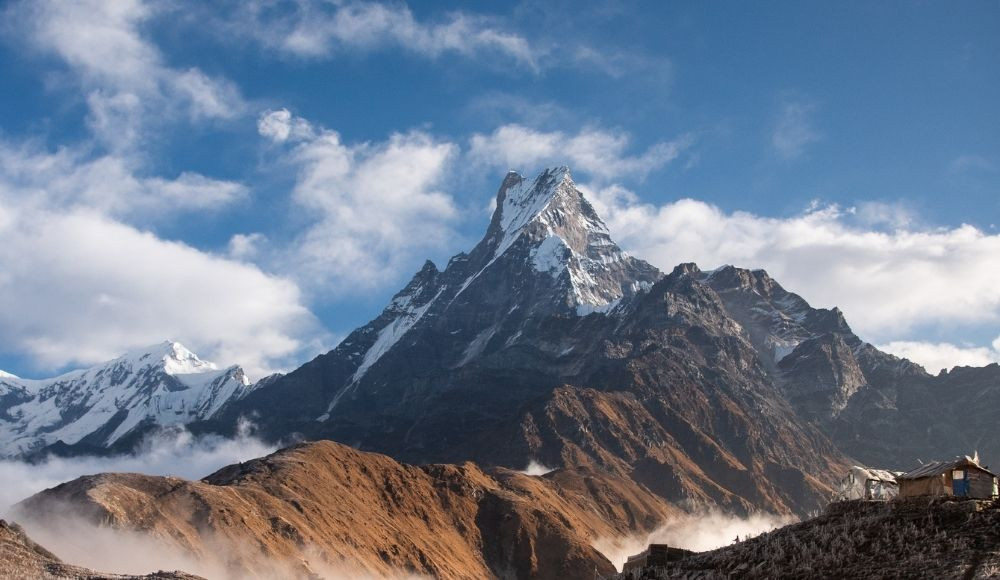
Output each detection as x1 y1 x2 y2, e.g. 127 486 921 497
615 497 1000 579
12 166 999 517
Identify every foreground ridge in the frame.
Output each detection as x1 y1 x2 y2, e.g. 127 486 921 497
14 439 678 579
615 497 1000 579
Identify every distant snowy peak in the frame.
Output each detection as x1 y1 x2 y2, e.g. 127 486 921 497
0 369 18 380
0 341 255 457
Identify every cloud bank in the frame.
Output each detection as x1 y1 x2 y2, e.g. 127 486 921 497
0 162 317 375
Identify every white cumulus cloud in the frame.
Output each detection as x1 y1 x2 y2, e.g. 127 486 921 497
257 109 460 294
878 338 1000 375
0 142 246 219
0 200 318 377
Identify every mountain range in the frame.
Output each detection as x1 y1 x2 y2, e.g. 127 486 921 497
4 167 999 517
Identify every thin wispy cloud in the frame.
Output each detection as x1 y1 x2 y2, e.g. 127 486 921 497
771 99 821 160
468 124 693 182
948 154 997 173
218 0 540 71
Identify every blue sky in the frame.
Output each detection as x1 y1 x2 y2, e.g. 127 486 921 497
0 0 998 378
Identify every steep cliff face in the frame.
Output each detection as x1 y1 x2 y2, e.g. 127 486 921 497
14 440 678 579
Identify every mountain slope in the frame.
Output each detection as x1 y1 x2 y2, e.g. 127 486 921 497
0 342 255 457
214 168 849 515
13 440 679 579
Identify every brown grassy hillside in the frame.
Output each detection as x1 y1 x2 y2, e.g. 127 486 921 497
14 440 681 579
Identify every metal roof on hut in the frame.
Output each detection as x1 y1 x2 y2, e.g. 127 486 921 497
898 456 998 480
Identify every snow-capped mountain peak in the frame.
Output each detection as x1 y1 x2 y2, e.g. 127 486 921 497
0 369 18 380
121 340 219 376
325 167 663 394
487 166 611 260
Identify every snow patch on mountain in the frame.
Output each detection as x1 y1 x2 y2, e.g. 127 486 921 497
531 235 570 275
345 286 446 392
0 370 19 380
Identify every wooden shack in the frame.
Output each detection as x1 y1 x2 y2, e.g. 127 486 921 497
622 544 694 573
897 456 998 499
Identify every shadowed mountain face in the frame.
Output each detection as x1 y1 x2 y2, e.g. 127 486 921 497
612 498 1000 579
14 440 679 579
701 265 1000 471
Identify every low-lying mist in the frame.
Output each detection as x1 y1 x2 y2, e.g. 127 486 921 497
593 511 796 572
0 420 275 515
17 511 423 579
